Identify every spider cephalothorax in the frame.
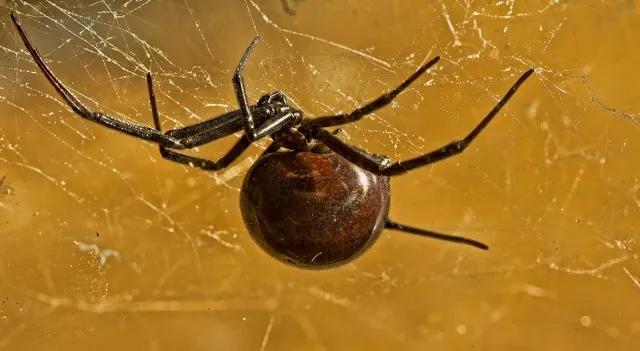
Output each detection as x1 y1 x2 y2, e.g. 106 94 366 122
255 91 307 151
11 11 535 268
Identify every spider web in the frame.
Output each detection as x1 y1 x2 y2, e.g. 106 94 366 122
1 0 639 349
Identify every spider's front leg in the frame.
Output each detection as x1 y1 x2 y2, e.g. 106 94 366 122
10 11 185 150
232 37 299 141
146 73 251 171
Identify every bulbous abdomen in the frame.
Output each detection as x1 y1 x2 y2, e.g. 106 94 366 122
240 151 390 268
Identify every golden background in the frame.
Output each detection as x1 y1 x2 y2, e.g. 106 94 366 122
1 0 639 349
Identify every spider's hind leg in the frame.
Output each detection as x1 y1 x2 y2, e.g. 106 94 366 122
313 68 535 176
385 219 488 250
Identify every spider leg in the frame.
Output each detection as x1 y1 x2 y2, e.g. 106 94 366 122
260 141 282 157
10 12 184 149
313 68 535 176
155 137 251 171
302 56 440 130
385 219 488 250
176 110 298 150
146 73 251 171
162 106 251 142
151 104 285 149
165 113 246 149
232 37 299 141
156 137 251 170
232 37 262 141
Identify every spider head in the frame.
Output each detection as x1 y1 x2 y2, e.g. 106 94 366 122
258 91 304 126
257 91 288 106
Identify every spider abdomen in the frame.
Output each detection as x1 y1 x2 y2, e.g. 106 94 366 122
240 151 390 268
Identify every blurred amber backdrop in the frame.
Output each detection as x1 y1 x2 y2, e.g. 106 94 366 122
1 0 639 350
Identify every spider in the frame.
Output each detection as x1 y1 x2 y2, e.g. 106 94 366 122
11 12 534 268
